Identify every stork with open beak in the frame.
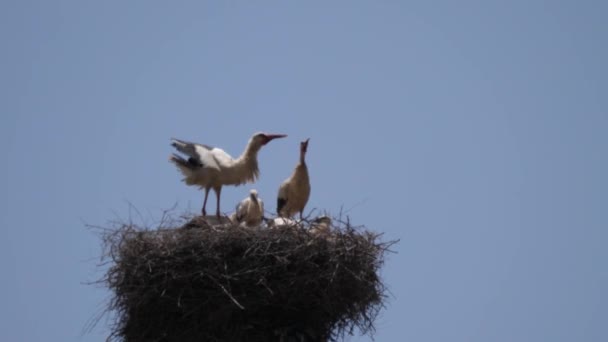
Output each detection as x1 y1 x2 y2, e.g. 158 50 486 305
169 132 287 217
277 138 311 219
231 189 264 227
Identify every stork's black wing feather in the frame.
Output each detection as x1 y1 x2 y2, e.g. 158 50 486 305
277 197 287 215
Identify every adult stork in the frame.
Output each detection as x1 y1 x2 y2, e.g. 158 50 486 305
277 138 310 219
231 189 264 227
169 132 287 217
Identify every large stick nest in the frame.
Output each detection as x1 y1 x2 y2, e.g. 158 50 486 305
95 213 396 342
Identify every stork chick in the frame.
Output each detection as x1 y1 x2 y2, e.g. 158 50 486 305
232 189 264 227
277 138 311 219
170 132 287 217
309 215 332 237
267 217 299 229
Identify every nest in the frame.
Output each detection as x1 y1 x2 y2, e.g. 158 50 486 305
96 213 396 342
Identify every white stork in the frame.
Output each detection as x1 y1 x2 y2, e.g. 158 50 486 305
169 132 287 217
231 189 264 227
277 138 311 219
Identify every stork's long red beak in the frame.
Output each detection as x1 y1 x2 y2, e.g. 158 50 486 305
265 133 287 142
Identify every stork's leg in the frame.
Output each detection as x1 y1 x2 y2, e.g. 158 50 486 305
202 187 211 216
214 186 222 218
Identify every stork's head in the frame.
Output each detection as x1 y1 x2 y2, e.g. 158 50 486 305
252 132 288 146
313 215 332 226
311 215 332 235
249 189 259 199
300 138 310 153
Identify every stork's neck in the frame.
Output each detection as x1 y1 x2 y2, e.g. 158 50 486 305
238 139 262 163
292 149 309 181
227 140 261 184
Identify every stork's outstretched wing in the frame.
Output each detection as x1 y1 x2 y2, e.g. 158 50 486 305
171 138 233 170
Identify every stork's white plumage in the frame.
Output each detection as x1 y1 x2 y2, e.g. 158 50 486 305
232 189 264 227
277 138 311 219
169 132 287 217
267 217 299 229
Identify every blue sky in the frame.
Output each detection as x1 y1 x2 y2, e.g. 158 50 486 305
1 1 607 341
